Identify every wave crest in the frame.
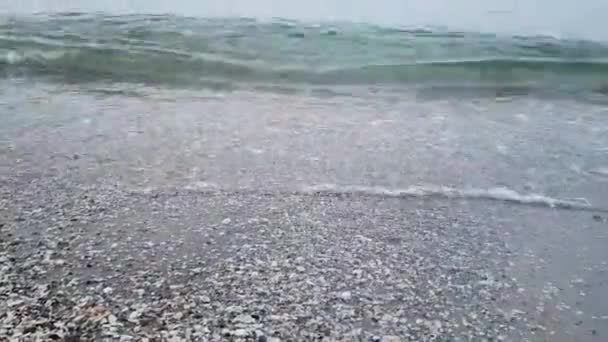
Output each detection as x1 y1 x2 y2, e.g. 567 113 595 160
2 14 608 91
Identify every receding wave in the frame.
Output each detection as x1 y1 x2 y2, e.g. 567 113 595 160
2 14 608 92
303 184 600 211
131 182 604 212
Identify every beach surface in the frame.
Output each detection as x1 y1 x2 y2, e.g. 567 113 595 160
1 81 608 341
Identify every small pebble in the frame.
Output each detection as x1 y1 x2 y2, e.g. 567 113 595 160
339 291 352 301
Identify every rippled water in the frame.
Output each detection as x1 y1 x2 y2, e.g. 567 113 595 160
2 14 608 95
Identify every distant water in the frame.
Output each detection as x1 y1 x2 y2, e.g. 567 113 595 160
2 13 608 95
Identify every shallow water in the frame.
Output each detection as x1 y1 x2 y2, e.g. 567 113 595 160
1 80 608 210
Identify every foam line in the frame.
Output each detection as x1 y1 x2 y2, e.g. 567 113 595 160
303 184 599 211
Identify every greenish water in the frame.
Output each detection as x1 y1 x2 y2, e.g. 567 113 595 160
1 13 608 93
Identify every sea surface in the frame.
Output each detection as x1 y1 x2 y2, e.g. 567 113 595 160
2 13 608 93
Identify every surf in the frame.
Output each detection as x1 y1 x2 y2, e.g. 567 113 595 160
1 13 608 95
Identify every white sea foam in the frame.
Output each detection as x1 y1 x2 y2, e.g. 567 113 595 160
302 184 594 210
131 182 600 211
588 167 608 177
3 51 22 64
1 49 69 64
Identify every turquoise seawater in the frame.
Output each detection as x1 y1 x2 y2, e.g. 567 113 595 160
1 13 608 93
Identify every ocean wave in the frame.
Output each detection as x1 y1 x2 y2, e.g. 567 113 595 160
2 48 608 87
1 14 608 91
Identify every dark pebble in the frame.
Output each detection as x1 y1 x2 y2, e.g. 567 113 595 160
257 336 268 342
592 329 597 335
593 215 602 222
23 326 37 334
140 318 154 327
64 334 81 342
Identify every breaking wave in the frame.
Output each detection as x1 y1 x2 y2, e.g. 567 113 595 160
2 13 608 94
